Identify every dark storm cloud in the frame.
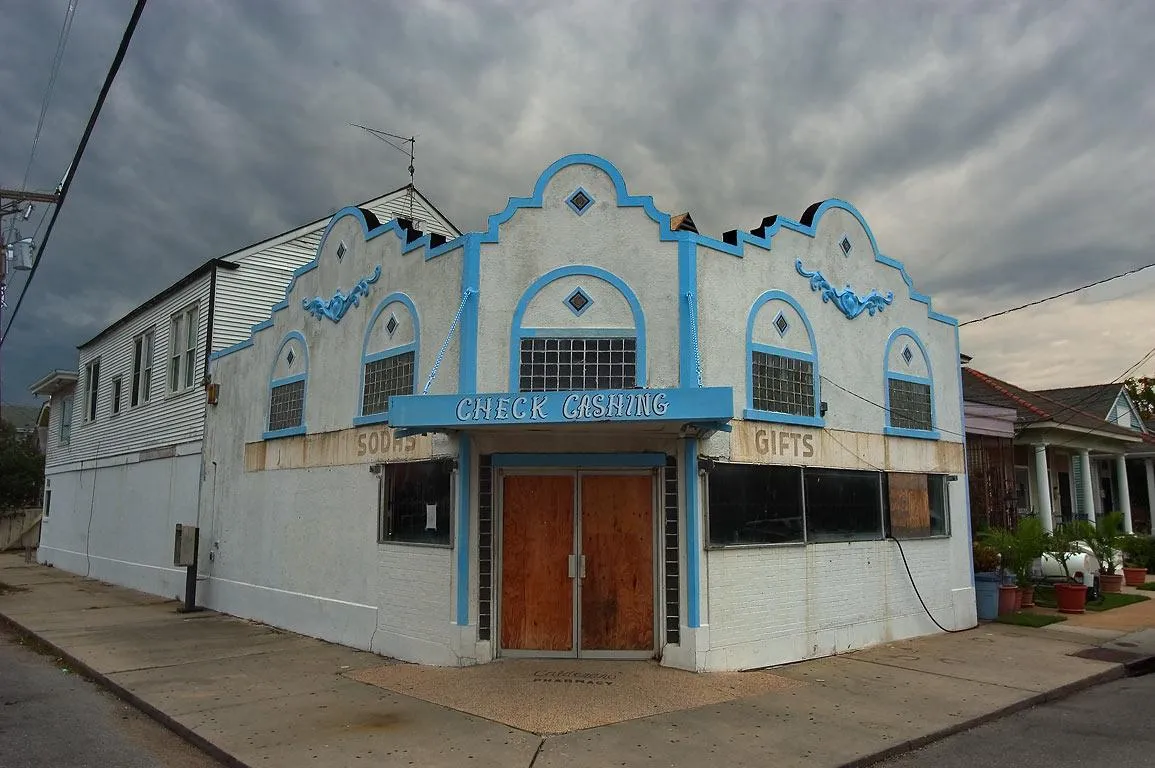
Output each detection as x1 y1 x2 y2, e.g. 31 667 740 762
4 0 1154 403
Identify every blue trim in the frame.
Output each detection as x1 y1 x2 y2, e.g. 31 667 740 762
743 408 825 427
301 265 382 323
520 326 633 338
459 234 480 394
490 452 666 468
795 260 894 320
388 387 734 430
563 286 594 317
508 265 646 390
683 439 701 628
883 327 937 437
359 293 420 421
745 290 823 427
263 331 308 441
455 434 471 626
210 338 252 360
565 186 595 216
677 237 699 388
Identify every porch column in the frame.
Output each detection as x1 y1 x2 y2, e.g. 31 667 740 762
1033 444 1054 533
1116 455 1134 534
1146 459 1155 532
1079 450 1097 524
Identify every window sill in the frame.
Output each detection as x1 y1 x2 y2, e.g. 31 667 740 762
890 533 952 541
377 540 452 551
742 409 825 428
706 540 806 551
884 426 940 441
165 386 199 402
353 413 390 427
263 426 306 440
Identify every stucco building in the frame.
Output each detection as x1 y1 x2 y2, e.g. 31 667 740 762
201 154 973 672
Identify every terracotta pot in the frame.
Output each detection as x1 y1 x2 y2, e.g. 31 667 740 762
998 585 1019 616
1019 584 1035 608
1123 567 1148 587
1100 573 1125 594
1014 587 1023 610
1055 583 1088 614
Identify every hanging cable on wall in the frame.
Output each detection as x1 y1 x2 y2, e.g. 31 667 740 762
422 288 475 395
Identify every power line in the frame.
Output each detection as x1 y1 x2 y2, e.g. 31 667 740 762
21 0 81 192
1 0 148 348
959 260 1155 327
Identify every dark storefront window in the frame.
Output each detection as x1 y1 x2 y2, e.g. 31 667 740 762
378 460 453 546
707 463 804 545
804 468 885 542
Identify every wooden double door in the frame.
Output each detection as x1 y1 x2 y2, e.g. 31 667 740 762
499 472 655 658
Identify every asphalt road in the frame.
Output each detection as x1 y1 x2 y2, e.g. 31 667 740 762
883 672 1155 767
0 628 224 768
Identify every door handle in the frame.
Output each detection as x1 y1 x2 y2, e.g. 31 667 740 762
568 554 577 579
567 555 587 579
579 554 587 579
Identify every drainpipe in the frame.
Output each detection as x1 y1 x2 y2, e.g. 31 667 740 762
191 264 220 595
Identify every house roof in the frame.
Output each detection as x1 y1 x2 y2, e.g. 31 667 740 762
1035 384 1122 421
27 369 78 397
1 404 43 431
962 368 1142 441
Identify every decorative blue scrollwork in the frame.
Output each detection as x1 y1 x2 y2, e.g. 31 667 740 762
795 259 893 320
302 265 382 323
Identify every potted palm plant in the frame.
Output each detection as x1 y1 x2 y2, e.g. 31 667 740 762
1013 517 1047 608
1090 511 1125 593
973 541 1001 620
1046 521 1095 614
1120 534 1150 587
980 528 1021 616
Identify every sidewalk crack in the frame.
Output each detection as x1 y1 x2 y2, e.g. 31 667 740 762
527 736 544 768
843 655 1091 693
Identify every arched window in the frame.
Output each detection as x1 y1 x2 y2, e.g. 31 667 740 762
745 290 822 427
508 265 646 392
356 293 419 425
265 331 308 439
883 327 937 438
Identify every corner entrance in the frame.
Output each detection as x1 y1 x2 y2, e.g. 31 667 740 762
499 471 655 658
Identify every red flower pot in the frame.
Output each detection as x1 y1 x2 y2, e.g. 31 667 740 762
1055 583 1088 614
1100 573 1124 594
1020 584 1035 608
1123 567 1148 587
998 585 1019 616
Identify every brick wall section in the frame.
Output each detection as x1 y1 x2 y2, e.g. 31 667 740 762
377 545 452 643
706 537 955 666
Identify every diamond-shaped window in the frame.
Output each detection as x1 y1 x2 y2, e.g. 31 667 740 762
286 349 295 366
336 241 347 260
566 188 594 215
773 311 790 337
839 236 852 256
902 345 913 365
385 313 399 337
565 287 593 316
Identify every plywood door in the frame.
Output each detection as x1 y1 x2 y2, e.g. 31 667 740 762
500 475 575 652
579 474 654 652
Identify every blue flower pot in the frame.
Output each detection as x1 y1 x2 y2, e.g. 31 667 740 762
975 571 1001 620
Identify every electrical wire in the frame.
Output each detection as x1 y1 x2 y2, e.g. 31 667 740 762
959 260 1155 327
1 0 148 347
819 373 968 440
20 0 81 192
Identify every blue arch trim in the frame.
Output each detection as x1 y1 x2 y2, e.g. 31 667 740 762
507 264 647 390
263 331 308 440
354 292 420 426
744 290 824 427
883 326 938 440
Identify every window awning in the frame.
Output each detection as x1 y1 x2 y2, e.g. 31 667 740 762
387 386 734 436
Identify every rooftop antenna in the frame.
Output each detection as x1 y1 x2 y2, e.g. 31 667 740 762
350 123 416 222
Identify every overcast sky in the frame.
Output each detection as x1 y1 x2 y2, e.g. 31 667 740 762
3 0 1154 406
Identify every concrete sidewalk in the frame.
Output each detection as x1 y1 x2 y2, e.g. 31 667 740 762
1 553 1151 768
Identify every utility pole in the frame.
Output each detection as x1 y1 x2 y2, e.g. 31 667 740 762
0 188 60 417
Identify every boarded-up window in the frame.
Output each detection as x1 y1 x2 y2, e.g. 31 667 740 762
888 473 949 538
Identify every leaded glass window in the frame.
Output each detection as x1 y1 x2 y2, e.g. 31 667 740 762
268 380 304 432
362 351 415 415
751 351 815 416
518 337 636 392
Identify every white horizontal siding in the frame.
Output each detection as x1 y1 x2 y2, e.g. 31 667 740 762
42 386 77 469
62 278 211 464
212 188 459 352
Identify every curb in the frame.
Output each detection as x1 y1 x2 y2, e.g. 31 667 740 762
0 611 253 768
839 664 1132 768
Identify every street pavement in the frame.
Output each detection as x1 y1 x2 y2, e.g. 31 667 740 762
0 629 224 768
882 672 1155 767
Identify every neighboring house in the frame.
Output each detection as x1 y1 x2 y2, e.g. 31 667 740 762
1 403 48 452
1037 383 1155 533
30 186 458 599
962 367 1146 534
195 153 972 672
